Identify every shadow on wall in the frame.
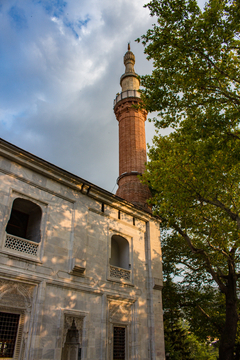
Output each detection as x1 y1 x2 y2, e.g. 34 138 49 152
0 180 161 360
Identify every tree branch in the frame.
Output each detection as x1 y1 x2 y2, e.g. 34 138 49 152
206 239 229 259
194 47 240 86
197 195 240 230
178 260 204 272
205 85 240 105
169 220 227 293
226 132 240 140
196 304 223 333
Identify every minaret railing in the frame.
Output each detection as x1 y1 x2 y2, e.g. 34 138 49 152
113 90 140 107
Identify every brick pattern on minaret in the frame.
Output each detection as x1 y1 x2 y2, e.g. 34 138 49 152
114 45 151 208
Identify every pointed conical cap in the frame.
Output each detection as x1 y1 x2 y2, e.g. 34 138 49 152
120 44 140 91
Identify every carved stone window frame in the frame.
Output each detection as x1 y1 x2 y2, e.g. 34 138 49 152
0 280 35 360
58 308 89 360
110 322 129 360
0 308 25 360
107 295 136 360
1 189 48 262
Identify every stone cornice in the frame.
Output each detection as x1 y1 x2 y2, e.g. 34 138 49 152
0 138 157 221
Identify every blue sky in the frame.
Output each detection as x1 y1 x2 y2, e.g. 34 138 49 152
0 0 205 192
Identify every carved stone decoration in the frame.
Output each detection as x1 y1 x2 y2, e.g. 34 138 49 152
108 299 133 323
5 234 39 256
0 280 33 360
110 265 130 281
0 279 34 309
20 338 25 360
70 258 86 276
62 315 83 348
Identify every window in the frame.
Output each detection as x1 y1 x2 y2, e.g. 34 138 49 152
113 327 125 360
0 312 19 358
6 198 42 243
109 235 131 281
4 198 42 257
110 235 129 270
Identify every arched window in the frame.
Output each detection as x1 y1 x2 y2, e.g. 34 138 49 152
110 235 129 270
6 198 42 243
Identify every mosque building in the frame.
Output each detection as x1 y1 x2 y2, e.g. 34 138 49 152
0 46 165 360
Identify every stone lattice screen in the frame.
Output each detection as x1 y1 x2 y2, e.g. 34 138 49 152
4 234 39 256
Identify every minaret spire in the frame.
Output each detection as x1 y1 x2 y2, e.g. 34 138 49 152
113 45 151 208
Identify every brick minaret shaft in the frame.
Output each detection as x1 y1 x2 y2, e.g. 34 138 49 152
114 45 151 208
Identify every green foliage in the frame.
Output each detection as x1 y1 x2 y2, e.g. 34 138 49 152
163 278 193 359
187 332 218 359
138 0 240 358
164 315 219 360
163 248 225 343
163 278 219 359
164 318 193 359
137 0 240 132
145 127 240 283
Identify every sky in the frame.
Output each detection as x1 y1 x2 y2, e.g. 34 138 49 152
0 0 205 193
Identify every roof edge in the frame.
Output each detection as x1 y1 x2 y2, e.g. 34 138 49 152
0 138 156 221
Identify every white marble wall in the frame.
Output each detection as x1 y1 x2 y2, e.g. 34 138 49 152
0 146 165 360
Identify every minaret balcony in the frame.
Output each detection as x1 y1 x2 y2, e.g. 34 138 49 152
113 90 140 107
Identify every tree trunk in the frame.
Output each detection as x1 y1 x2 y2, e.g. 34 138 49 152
218 269 238 360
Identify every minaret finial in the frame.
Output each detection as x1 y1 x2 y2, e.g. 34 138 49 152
128 42 130 51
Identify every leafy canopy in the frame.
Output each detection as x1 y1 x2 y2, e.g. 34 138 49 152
138 0 240 296
137 0 240 132
138 0 240 357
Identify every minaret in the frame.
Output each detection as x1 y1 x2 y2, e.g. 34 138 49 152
114 44 151 208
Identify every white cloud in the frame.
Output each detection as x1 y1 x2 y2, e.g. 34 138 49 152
0 0 156 191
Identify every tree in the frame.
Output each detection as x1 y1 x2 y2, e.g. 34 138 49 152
164 316 193 360
163 277 194 360
137 0 240 359
187 332 219 359
163 273 219 359
162 233 224 357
